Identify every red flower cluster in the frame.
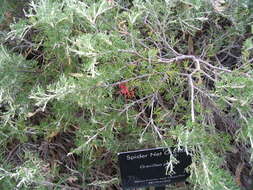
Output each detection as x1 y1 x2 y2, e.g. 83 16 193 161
118 82 135 99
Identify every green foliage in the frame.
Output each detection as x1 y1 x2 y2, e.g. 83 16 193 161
0 0 252 189
0 46 37 144
0 152 49 190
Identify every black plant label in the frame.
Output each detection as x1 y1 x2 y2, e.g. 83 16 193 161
118 147 192 189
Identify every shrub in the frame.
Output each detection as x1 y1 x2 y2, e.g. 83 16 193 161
0 0 252 189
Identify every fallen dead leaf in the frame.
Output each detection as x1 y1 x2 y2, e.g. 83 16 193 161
67 176 78 184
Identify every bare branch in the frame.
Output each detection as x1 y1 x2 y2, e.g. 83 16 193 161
188 74 195 122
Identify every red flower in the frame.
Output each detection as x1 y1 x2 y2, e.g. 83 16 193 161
118 82 135 99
